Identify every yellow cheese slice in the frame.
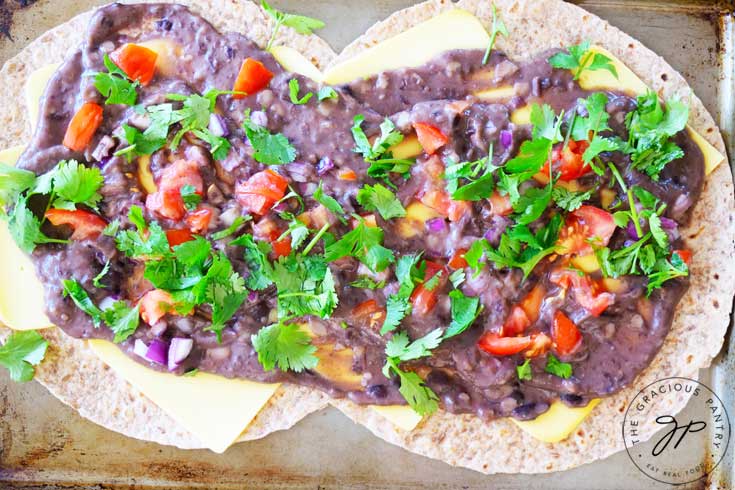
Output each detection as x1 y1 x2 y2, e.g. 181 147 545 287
474 85 516 101
24 63 60 132
322 9 490 85
512 399 600 443
0 145 54 331
270 45 324 83
372 405 423 431
88 339 280 453
511 45 724 174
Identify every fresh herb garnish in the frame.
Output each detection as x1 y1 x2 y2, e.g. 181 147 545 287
211 215 251 240
324 216 395 273
350 276 386 289
352 115 404 161
317 87 338 101
482 4 509 65
251 322 318 372
261 0 325 51
545 353 573 378
180 184 201 211
100 301 141 343
0 330 48 382
61 279 103 327
444 150 496 201
288 78 313 105
92 260 111 288
242 109 297 165
313 180 346 224
443 290 481 339
94 54 139 106
548 41 618 80
356 183 406 220
448 268 465 288
516 359 532 381
552 186 593 212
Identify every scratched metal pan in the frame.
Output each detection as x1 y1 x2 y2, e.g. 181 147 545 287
0 0 732 488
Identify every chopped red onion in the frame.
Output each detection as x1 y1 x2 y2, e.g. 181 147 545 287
500 130 513 148
626 221 640 240
168 338 193 371
208 113 229 137
426 217 447 233
91 135 115 162
145 339 168 365
317 157 334 175
287 162 311 182
133 339 148 358
98 296 118 311
248 291 258 302
250 110 268 127
484 216 510 246
660 217 678 230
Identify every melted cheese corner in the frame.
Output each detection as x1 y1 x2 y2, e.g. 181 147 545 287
512 399 601 443
270 45 324 83
89 339 280 453
322 9 490 85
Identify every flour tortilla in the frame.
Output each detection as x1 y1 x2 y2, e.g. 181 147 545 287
0 0 332 450
328 0 735 474
0 0 732 469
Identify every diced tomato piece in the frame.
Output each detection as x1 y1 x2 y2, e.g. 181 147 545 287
233 58 273 98
673 249 691 265
419 189 470 222
45 208 107 240
550 269 614 317
489 191 513 216
410 261 447 316
145 160 203 221
165 229 194 248
502 306 531 336
540 139 591 181
557 205 616 255
235 169 288 216
519 284 545 323
477 332 532 356
186 208 213 233
552 311 582 356
413 122 448 155
351 299 386 331
272 236 292 258
448 249 468 269
139 289 176 325
63 102 103 152
109 43 158 85
337 169 358 181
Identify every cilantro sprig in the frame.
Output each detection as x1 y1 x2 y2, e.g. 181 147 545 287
261 0 325 51
251 322 318 372
288 78 313 105
444 149 496 201
351 115 414 181
356 183 406 220
94 54 139 106
0 330 48 382
324 216 395 273
242 110 297 165
482 4 509 65
548 41 618 80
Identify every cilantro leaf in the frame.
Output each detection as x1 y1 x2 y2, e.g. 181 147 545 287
191 128 231 160
531 104 563 142
279 212 310 249
443 290 481 339
288 78 313 105
485 214 562 278
211 215 250 240
92 260 111 288
513 184 553 225
449 269 465 288
351 115 404 161
317 87 338 101
324 218 394 272
180 184 201 212
101 301 141 343
386 329 443 362
482 4 509 65
0 163 35 210
582 135 620 164
350 276 386 289
571 92 611 141
61 279 103 327
548 41 618 80
251 322 318 372
516 359 532 381
261 0 325 50
545 353 573 378
313 180 346 223
384 357 438 416
382 295 410 335
646 253 688 296
8 196 63 253
270 254 338 320
231 233 274 290
242 110 297 165
0 330 48 382
94 54 139 105
444 154 496 201
49 160 104 210
552 186 593 212
356 183 406 220
194 252 248 338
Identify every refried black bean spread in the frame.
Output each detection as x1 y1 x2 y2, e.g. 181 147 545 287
12 3 706 420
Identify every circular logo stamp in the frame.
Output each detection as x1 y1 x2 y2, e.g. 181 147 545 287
622 377 731 485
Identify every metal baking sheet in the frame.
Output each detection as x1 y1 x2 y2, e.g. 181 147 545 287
0 0 732 488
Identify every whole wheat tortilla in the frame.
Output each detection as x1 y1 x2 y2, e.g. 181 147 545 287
0 0 333 450
328 0 735 474
0 0 732 470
